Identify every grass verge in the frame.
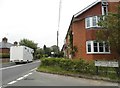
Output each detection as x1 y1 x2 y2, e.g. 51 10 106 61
37 65 120 83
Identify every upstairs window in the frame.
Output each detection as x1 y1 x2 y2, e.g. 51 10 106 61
102 6 108 15
92 16 97 27
85 16 100 29
102 1 108 15
86 17 90 28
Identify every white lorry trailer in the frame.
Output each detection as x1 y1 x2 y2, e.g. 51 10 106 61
10 46 34 64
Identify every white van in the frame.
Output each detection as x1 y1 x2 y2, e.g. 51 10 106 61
10 46 34 64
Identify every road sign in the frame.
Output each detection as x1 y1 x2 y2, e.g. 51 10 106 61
95 61 119 67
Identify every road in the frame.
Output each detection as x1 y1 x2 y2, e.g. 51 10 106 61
7 71 118 86
3 71 119 88
0 60 40 88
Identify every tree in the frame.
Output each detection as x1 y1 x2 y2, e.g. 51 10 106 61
51 45 61 57
43 45 47 53
19 39 37 50
43 45 51 57
19 39 38 58
96 5 120 58
35 48 44 59
51 45 59 54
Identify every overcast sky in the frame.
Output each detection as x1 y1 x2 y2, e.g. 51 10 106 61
0 0 97 49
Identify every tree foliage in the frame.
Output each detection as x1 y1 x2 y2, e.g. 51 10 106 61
96 5 120 56
19 39 38 56
35 48 44 59
51 45 59 54
42 45 63 58
43 45 51 57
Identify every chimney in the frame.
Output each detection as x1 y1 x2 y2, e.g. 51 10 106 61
14 41 18 46
2 37 8 43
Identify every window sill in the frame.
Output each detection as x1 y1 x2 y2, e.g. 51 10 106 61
87 52 111 54
86 27 101 29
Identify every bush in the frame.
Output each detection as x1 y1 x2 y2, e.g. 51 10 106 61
59 59 74 71
39 58 119 81
40 58 118 79
73 59 86 72
40 58 96 74
41 58 62 66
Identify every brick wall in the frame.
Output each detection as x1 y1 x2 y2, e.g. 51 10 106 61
0 48 10 53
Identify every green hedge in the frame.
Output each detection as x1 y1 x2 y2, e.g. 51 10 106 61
41 58 96 74
40 58 118 79
0 53 10 58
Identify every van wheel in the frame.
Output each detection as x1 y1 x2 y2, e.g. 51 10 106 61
15 62 19 64
27 60 29 63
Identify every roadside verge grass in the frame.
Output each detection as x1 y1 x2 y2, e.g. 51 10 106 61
37 58 120 82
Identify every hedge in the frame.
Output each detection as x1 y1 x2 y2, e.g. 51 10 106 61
40 58 118 79
0 53 10 58
40 58 96 74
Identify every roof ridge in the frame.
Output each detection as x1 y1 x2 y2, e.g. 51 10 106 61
74 0 101 17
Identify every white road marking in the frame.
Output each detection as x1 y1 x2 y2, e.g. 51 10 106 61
8 81 17 85
23 72 32 78
23 74 29 77
0 65 22 71
30 67 37 72
29 73 32 75
7 72 33 85
0 60 40 71
2 61 38 86
16 77 24 81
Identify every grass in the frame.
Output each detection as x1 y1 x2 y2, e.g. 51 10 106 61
37 66 76 75
37 65 120 82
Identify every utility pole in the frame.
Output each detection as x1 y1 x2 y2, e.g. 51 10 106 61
57 0 62 49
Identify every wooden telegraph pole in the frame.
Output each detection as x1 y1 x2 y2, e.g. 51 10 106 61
57 0 62 54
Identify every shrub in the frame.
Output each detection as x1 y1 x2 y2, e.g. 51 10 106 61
0 53 10 58
73 59 86 72
40 58 96 74
40 57 118 79
59 59 74 71
41 58 62 66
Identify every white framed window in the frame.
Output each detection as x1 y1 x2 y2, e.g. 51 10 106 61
102 6 108 15
85 16 100 29
93 41 98 52
92 16 97 27
86 40 110 54
86 17 91 28
87 41 92 52
102 1 108 15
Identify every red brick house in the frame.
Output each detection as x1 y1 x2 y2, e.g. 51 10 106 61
63 0 120 60
0 37 13 62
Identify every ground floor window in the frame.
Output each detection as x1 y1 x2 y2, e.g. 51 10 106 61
86 40 110 54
